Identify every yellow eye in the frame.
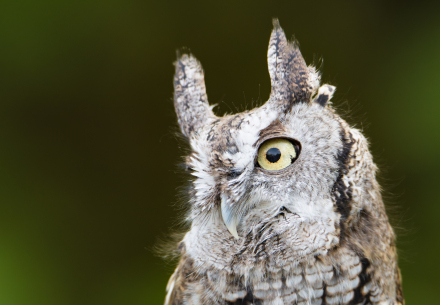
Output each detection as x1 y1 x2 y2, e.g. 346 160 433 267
257 138 299 171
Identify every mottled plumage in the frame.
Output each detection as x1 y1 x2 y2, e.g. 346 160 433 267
165 19 403 305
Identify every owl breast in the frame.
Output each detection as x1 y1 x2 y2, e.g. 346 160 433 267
170 245 380 305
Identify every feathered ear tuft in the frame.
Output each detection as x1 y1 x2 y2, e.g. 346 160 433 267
173 53 216 138
264 19 317 113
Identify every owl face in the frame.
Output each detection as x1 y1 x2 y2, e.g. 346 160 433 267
173 20 368 267
188 100 343 232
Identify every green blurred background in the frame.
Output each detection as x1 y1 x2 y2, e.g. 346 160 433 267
0 1 439 304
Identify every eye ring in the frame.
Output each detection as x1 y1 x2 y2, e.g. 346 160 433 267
256 138 301 171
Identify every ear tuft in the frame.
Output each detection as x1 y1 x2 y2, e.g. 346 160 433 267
265 20 311 112
173 52 216 137
272 18 281 29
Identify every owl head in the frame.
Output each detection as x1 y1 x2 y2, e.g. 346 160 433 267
173 20 378 263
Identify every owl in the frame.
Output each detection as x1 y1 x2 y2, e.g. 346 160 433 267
164 19 404 305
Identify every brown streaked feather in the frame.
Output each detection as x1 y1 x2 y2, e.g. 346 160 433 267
266 19 316 112
173 53 216 138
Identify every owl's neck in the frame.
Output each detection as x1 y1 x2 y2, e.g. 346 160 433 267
182 200 341 275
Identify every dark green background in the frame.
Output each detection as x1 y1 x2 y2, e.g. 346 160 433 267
0 1 439 304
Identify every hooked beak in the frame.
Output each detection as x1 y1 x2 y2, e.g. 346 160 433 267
221 195 240 239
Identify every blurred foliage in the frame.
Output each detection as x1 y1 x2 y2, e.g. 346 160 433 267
0 1 439 304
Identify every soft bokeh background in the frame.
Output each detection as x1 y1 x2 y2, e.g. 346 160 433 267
0 1 439 304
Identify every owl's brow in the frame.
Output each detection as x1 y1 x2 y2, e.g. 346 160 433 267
253 119 287 147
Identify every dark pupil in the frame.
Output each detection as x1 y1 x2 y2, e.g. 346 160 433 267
266 147 281 163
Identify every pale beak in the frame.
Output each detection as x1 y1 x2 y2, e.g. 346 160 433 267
221 195 240 239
